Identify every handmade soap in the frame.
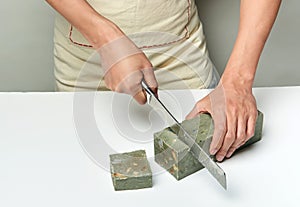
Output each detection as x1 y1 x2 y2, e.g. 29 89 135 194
110 150 152 191
154 111 264 180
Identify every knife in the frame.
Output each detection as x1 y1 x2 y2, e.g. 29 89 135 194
141 80 227 189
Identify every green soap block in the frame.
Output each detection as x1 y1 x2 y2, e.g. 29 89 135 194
154 130 203 180
154 111 264 180
110 150 152 191
155 114 214 180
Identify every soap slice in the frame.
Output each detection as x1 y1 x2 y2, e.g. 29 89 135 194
154 129 201 180
110 150 152 191
154 111 264 180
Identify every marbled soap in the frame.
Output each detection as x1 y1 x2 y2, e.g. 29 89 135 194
154 111 264 180
110 150 152 191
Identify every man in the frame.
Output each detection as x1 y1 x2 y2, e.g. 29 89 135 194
46 0 281 161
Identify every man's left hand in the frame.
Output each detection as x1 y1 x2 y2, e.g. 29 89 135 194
186 79 258 162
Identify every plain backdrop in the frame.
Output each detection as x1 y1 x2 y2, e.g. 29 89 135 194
0 0 299 92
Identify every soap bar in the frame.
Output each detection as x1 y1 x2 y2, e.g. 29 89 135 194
154 111 264 180
110 150 152 191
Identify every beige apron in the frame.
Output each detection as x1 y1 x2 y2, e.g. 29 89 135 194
53 0 218 91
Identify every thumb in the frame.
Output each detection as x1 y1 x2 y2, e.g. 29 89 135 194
185 95 211 120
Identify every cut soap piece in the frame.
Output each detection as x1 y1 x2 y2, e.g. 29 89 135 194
154 111 264 180
110 150 152 191
154 113 214 180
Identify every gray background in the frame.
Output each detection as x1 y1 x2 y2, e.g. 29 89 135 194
0 0 299 92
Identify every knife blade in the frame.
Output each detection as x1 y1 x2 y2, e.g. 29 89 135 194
141 80 227 189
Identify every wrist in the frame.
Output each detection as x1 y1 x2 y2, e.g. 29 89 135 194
220 67 255 92
87 15 125 49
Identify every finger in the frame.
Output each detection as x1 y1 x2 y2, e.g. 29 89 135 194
185 96 210 120
233 111 258 150
225 116 247 158
209 115 227 156
208 85 227 155
115 70 146 105
226 146 236 158
246 112 257 141
142 68 158 97
210 124 226 156
215 116 237 162
133 90 147 105
236 115 248 145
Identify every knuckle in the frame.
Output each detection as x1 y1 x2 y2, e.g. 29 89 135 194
249 110 258 119
224 136 235 145
230 110 239 118
252 108 258 113
143 63 153 69
225 130 235 140
251 108 258 116
140 63 152 72
217 122 226 131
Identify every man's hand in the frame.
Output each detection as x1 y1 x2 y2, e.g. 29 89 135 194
104 54 157 105
46 0 158 104
186 79 258 162
99 35 158 105
103 50 158 105
186 0 281 161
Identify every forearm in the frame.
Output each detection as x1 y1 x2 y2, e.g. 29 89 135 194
221 0 281 89
188 0 282 162
46 0 123 48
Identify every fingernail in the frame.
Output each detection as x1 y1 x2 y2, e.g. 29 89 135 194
210 148 218 155
216 155 224 162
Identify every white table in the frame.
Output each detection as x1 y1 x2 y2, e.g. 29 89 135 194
1 87 300 207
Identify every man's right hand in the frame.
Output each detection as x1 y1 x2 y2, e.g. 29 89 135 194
46 0 158 104
98 35 158 105
103 46 158 105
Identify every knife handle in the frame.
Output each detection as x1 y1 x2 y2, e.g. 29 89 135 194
141 80 155 96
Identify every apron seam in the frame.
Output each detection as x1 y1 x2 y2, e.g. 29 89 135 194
68 0 192 49
69 25 93 48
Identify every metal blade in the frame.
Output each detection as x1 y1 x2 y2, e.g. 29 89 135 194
176 124 227 189
141 81 227 189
